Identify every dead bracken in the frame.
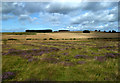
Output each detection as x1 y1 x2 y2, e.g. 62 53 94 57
60 61 75 66
76 61 86 64
95 56 107 62
41 57 59 63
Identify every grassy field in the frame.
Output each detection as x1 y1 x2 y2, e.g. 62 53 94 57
2 32 119 40
2 32 120 82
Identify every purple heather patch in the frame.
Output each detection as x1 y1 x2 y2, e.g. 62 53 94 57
63 53 69 55
65 48 69 50
91 52 96 55
98 46 116 49
2 72 15 80
105 53 119 58
50 47 59 51
28 59 33 62
36 51 44 56
32 49 38 51
8 48 17 51
25 56 33 59
74 55 92 59
65 59 70 61
77 61 86 64
4 46 60 62
23 43 36 47
74 55 87 59
2 52 9 56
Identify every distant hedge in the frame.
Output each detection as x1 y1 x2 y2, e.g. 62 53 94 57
26 38 32 40
83 30 90 33
8 38 17 40
26 38 39 40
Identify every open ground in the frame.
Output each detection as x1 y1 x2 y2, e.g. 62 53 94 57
2 32 120 81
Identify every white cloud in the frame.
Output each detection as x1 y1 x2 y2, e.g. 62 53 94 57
45 2 81 14
18 14 37 24
2 2 118 31
2 15 14 20
24 2 47 14
70 7 117 25
18 15 31 21
2 2 15 14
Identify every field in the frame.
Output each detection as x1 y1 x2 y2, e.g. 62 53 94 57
1 32 120 82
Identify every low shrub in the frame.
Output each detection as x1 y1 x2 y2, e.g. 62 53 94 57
3 39 8 45
43 38 47 40
8 38 17 40
65 39 68 40
26 38 32 40
33 39 39 40
49 38 54 40
73 38 76 40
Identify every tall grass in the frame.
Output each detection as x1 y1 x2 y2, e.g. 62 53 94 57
2 38 119 81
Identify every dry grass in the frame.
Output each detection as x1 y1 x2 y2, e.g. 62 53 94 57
2 32 119 40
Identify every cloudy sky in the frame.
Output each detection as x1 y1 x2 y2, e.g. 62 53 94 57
2 1 119 32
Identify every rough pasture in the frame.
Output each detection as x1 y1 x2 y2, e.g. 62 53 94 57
2 32 119 40
2 33 119 81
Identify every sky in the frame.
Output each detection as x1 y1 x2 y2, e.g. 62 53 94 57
1 1 119 32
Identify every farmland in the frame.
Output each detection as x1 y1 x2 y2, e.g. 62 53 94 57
1 32 120 82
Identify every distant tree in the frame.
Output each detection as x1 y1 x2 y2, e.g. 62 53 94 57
104 30 106 32
112 30 116 33
26 29 52 33
98 30 100 32
95 30 97 32
83 30 90 33
109 30 111 33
